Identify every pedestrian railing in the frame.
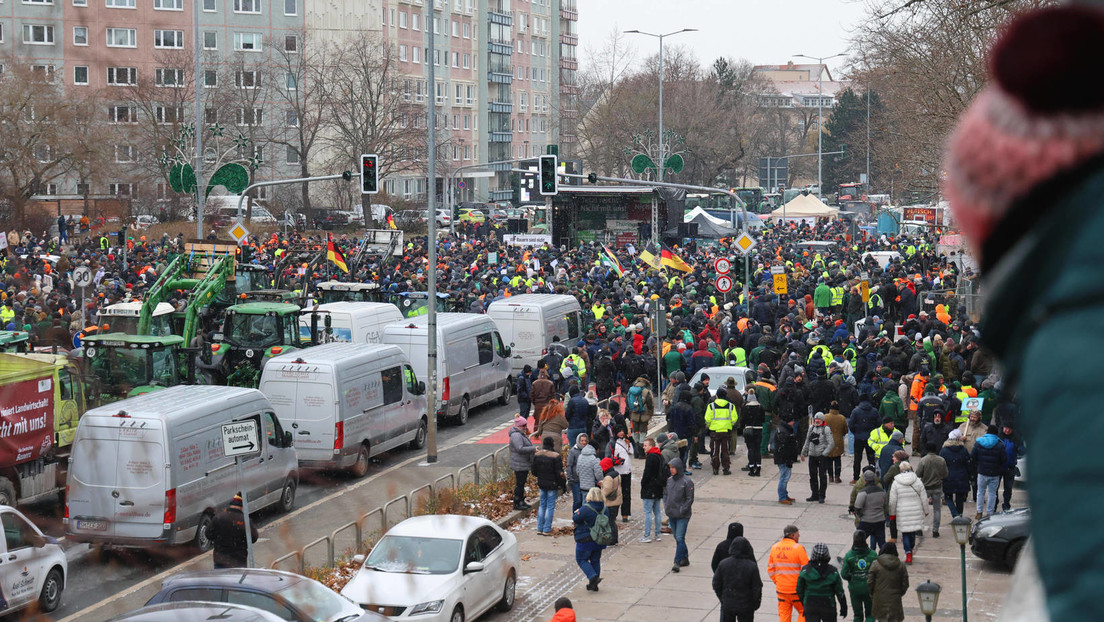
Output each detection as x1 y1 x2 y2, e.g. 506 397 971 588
270 445 511 573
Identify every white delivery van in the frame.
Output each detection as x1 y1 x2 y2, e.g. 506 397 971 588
381 313 512 425
259 343 427 476
297 301 403 345
486 294 583 374
64 385 298 551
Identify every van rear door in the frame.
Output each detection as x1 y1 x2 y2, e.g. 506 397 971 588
261 369 334 463
113 422 169 539
67 423 120 537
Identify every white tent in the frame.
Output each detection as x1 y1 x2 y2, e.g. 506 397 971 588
683 206 729 226
769 194 840 221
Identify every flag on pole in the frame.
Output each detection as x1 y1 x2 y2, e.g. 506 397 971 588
327 234 349 273
599 244 625 277
660 245 693 273
386 213 397 230
638 247 661 269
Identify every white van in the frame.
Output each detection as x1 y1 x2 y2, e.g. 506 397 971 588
64 385 298 550
259 343 427 476
486 294 583 373
381 313 511 425
297 301 403 345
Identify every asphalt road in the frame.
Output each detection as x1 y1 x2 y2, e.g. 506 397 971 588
15 396 523 621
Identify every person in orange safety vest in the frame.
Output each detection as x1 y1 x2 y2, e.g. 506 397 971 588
768 524 810 622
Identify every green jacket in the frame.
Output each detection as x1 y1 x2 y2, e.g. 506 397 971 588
878 393 906 427
813 283 832 309
796 563 846 605
978 164 1104 621
662 349 684 377
840 547 879 594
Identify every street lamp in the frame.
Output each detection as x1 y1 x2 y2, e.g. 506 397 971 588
625 28 697 184
793 53 846 198
951 515 972 622
916 580 942 622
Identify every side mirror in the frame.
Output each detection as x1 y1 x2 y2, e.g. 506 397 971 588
464 561 484 574
417 381 426 395
30 533 46 548
353 554 366 565
284 431 293 447
504 346 511 357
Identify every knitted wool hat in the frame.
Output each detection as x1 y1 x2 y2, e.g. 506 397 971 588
943 5 1104 266
811 543 830 563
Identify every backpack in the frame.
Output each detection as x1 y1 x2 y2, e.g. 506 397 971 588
627 385 644 413
589 509 613 545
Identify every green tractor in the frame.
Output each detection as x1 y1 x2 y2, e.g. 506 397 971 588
81 333 192 403
204 302 310 388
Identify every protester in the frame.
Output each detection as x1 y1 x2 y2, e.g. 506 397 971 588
915 441 950 537
705 387 737 475
887 461 928 564
572 487 607 592
868 543 908 622
598 457 622 546
664 457 694 572
508 415 536 510
797 543 848 622
741 390 765 476
210 494 258 569
775 419 799 505
840 530 879 622
852 469 888 552
565 433 589 512
537 399 569 453
712 536 763 622
939 429 972 519
801 412 836 504
548 596 575 622
532 436 566 535
638 436 666 543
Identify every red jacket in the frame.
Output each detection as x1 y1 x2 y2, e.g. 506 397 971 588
550 608 577 622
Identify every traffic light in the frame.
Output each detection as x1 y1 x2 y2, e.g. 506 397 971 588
539 154 558 196
360 154 378 195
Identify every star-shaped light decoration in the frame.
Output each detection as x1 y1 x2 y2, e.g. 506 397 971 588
209 123 225 138
233 132 250 150
247 156 262 171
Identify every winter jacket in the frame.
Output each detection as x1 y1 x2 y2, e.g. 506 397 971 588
594 356 617 396
613 438 633 476
531 377 556 413
840 544 879 595
564 394 590 430
802 422 835 458
971 433 1009 477
849 401 881 442
531 449 565 491
914 452 949 492
627 377 656 425
565 441 584 483
878 439 904 478
796 561 846 609
211 507 259 568
854 484 887 524
668 398 697 440
825 409 849 459
600 471 622 508
572 500 605 543
711 522 747 573
888 471 929 533
878 392 906 428
869 553 909 621
659 435 681 465
712 537 763 614
768 536 808 595
920 420 953 454
576 444 604 490
516 372 532 403
640 447 666 500
774 424 799 466
664 457 694 519
590 419 615 455
939 438 972 494
957 419 987 453
549 606 577 622
509 426 536 471
537 412 569 453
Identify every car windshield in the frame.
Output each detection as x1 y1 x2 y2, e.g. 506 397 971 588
225 313 281 348
278 579 362 622
364 535 463 575
696 370 746 393
90 345 177 393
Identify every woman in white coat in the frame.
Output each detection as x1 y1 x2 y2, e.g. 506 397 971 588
888 461 929 565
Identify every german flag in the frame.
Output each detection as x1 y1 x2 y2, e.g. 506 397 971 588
386 213 397 230
327 234 349 273
660 245 693 273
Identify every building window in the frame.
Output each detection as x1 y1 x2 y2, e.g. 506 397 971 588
155 29 184 49
285 72 296 90
454 85 462 105
237 144 262 160
452 21 458 37
155 68 185 87
285 109 298 126
398 11 406 28
202 0 215 10
154 0 182 9
76 183 90 195
283 0 295 15
22 24 55 45
452 52 458 68
106 27 137 47
463 22 470 38
237 108 262 126
107 66 137 86
73 26 88 45
463 53 469 69
108 105 137 123
235 70 258 88
285 145 299 164
42 183 58 196
284 34 297 52
74 65 88 85
73 0 88 5
155 106 184 124
453 145 459 161
233 0 259 13
466 85 473 105
203 31 216 49
234 32 261 50
412 46 420 64
108 183 134 196
399 45 407 61
203 70 217 87
411 13 419 31
435 81 444 105
205 108 217 124
463 114 469 130
114 145 137 163
106 0 135 7
32 64 56 83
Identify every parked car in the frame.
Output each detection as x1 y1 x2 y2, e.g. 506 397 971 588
970 507 1030 568
133 215 160 229
436 209 452 227
145 568 386 622
0 505 67 615
315 211 350 229
109 601 290 622
341 515 519 622
688 366 753 397
486 207 509 223
457 208 486 223
395 210 427 227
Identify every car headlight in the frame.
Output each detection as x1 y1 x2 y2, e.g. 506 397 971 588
409 600 445 616
977 525 1003 539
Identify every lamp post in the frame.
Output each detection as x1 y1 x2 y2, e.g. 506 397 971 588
916 579 942 622
624 28 697 184
951 515 972 622
793 53 845 198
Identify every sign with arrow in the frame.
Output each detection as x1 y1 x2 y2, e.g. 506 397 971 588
221 420 260 457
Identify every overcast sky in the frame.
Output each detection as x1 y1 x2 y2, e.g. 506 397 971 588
577 0 868 75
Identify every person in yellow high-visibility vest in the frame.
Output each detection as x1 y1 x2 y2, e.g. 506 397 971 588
705 388 737 475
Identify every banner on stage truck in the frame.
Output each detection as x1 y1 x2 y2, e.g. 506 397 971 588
504 234 552 247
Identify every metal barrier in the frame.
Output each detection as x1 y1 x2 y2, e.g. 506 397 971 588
381 495 408 531
300 535 332 573
433 473 455 492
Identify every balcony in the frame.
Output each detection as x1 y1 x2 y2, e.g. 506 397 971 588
560 109 578 120
489 100 513 114
559 84 579 95
488 161 513 171
489 71 513 84
488 41 513 55
559 57 577 71
560 7 578 21
560 33 578 46
489 131 513 143
561 133 577 144
489 189 514 201
489 9 513 26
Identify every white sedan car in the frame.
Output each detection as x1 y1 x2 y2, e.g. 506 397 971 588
688 366 753 397
0 505 67 615
341 515 519 622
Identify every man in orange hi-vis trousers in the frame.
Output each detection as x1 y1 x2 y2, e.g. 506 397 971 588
768 525 809 622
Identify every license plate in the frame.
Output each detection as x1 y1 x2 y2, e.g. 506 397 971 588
76 519 108 531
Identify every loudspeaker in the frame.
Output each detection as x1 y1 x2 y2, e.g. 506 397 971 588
507 218 528 234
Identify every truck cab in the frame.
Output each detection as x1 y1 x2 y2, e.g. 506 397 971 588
98 302 176 336
81 333 187 403
209 303 304 388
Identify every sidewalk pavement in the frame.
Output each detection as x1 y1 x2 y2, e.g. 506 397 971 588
491 447 1021 622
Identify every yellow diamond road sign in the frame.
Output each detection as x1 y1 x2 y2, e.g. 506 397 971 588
228 221 250 244
733 231 756 254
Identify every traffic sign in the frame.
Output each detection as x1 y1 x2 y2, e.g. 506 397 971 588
228 221 250 244
715 275 733 293
773 273 788 295
714 257 731 274
458 181 466 189
770 265 785 276
860 272 871 303
73 266 93 288
222 420 260 457
733 231 756 255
